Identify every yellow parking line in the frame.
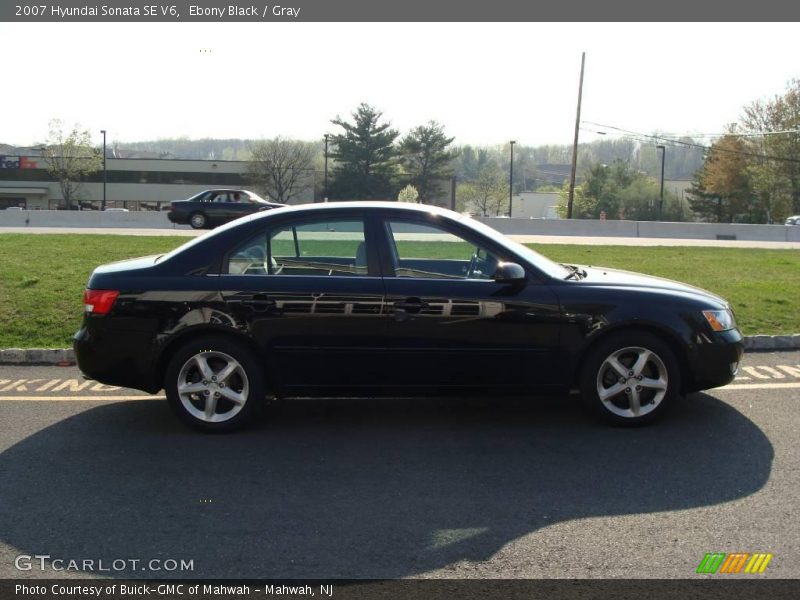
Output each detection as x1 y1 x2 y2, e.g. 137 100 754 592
0 395 165 401
1 382 799 402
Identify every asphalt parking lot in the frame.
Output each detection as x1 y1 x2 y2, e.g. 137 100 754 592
0 351 798 580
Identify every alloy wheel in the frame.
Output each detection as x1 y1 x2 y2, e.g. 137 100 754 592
176 351 249 423
595 346 668 419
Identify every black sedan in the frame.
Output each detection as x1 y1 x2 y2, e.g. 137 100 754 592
166 189 285 229
75 202 743 431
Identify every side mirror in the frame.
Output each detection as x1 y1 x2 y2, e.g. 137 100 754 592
494 262 526 284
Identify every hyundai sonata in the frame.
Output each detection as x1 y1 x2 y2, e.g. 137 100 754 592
75 202 743 431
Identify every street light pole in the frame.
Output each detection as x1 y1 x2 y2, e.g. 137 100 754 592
508 140 516 217
656 144 666 217
100 129 107 211
323 133 329 202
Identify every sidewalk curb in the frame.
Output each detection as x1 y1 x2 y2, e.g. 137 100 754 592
0 348 76 365
1 335 800 365
743 335 800 351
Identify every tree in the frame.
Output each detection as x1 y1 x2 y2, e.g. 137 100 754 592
742 79 800 216
42 119 101 210
328 103 399 200
399 121 456 203
458 163 506 216
556 161 673 220
688 134 752 222
246 137 315 203
397 184 419 203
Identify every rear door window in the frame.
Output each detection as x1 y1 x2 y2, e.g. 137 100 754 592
226 218 370 276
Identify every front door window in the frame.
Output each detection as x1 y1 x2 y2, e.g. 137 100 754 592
385 220 500 280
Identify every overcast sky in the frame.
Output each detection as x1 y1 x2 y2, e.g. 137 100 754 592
1 22 797 148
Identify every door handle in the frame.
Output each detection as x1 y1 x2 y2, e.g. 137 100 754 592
242 294 276 312
394 298 428 314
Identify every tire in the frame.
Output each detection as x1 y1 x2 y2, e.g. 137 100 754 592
579 331 680 427
189 212 207 229
164 336 264 432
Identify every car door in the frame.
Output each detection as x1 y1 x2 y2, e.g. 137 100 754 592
378 215 564 392
219 213 388 393
226 192 258 220
213 191 240 221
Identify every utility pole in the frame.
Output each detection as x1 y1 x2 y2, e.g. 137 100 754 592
100 129 107 211
323 133 329 202
567 52 586 219
508 140 516 217
656 145 666 217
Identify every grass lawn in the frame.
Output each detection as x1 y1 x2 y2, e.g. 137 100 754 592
0 233 798 348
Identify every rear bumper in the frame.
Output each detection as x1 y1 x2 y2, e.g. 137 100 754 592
685 328 744 393
166 211 184 224
74 324 161 394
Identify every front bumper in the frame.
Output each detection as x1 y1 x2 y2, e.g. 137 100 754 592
685 328 744 393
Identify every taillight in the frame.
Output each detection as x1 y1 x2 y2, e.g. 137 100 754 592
83 289 119 315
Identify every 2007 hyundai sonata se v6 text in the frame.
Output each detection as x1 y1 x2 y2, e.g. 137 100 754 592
74 202 743 431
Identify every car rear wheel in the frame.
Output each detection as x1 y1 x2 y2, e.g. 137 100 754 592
164 336 263 432
579 332 680 426
189 212 207 229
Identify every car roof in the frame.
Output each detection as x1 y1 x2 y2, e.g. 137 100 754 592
188 201 468 243
256 201 459 218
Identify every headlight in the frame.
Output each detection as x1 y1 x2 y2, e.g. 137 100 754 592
702 309 736 332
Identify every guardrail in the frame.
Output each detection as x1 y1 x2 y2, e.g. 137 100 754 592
1 209 799 241
476 217 800 242
0 209 180 229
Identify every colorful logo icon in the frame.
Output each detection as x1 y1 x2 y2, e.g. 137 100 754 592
696 552 773 574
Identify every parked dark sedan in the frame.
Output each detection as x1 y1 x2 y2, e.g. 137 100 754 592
75 202 743 431
167 189 285 229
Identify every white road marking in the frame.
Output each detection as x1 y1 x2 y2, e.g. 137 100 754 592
715 382 800 391
35 379 61 392
778 365 800 377
741 366 773 380
755 366 786 379
51 379 95 392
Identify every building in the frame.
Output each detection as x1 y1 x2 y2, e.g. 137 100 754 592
510 191 561 219
0 155 314 210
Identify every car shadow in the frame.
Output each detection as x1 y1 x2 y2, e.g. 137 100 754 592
0 393 773 579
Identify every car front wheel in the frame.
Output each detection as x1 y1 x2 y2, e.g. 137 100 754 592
580 332 680 426
164 336 263 432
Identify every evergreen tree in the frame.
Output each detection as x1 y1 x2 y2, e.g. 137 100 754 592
328 103 399 200
399 121 456 203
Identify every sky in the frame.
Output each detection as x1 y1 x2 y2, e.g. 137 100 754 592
1 22 798 149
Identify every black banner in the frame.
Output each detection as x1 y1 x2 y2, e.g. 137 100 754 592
3 580 800 600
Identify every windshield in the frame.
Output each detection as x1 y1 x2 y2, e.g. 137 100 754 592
248 191 267 203
457 215 571 279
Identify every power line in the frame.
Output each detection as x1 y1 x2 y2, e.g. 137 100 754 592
581 121 800 164
662 129 800 139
